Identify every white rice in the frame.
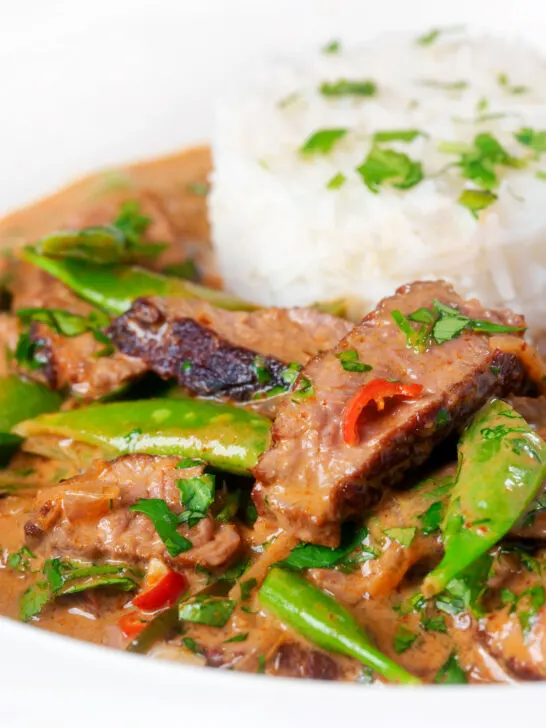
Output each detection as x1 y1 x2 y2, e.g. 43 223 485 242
210 31 546 330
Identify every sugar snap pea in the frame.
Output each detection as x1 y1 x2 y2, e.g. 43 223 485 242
422 399 546 597
259 568 421 685
14 397 271 475
22 248 258 315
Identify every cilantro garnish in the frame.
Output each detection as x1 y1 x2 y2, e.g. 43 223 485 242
335 349 373 373
300 129 347 155
320 79 376 97
357 146 423 193
514 127 546 153
130 498 192 556
434 653 467 684
393 626 418 654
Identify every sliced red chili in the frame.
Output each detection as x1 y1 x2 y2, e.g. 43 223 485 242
132 564 188 613
118 611 148 639
343 377 423 446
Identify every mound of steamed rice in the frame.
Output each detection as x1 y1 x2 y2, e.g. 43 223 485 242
209 30 546 331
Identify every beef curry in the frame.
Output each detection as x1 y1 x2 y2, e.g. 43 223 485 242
1 146 546 685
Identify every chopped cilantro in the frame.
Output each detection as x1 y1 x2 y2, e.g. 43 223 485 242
240 577 258 601
19 559 139 621
393 626 418 654
372 129 423 143
335 349 373 373
418 501 444 536
320 79 377 97
326 172 347 190
7 546 36 573
177 474 216 527
183 637 205 655
322 39 341 53
257 653 266 673
300 128 347 155
179 596 236 627
420 615 447 633
280 526 371 571
357 146 423 193
416 25 464 46
436 408 450 428
130 499 192 556
434 653 467 684
224 632 249 643
514 127 546 153
498 72 528 95
431 299 525 342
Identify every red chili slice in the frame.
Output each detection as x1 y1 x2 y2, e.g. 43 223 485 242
343 377 423 446
118 611 148 639
132 561 188 613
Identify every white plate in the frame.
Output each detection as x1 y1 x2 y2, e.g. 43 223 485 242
1 1 546 724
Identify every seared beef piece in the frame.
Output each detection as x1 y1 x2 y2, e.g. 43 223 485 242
108 297 351 401
253 281 527 546
480 564 546 680
270 642 340 680
24 454 240 568
10 261 95 316
28 322 146 400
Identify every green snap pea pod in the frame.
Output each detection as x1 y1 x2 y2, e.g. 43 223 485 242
259 568 421 685
0 375 62 465
14 398 271 476
22 248 259 315
422 399 546 598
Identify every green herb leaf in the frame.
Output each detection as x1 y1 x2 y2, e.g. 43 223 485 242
431 299 524 342
216 490 241 524
421 616 447 633
322 39 341 54
393 626 418 654
177 474 216 527
280 526 370 570
326 172 347 190
240 577 258 601
179 596 236 627
19 582 50 621
335 349 373 373
357 146 423 193
252 355 274 387
257 653 266 673
372 129 423 143
384 527 416 548
514 127 546 153
300 129 347 155
416 25 464 46
130 498 192 556
320 79 376 97
7 546 36 573
418 501 445 536
183 637 205 655
224 632 249 643
498 73 528 95
434 653 467 684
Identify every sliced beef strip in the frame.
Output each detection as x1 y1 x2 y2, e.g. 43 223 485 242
479 563 546 680
108 297 352 401
270 641 341 681
10 261 95 316
253 280 527 546
24 454 240 569
27 321 147 400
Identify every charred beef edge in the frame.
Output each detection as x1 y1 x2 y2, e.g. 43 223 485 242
108 297 288 400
